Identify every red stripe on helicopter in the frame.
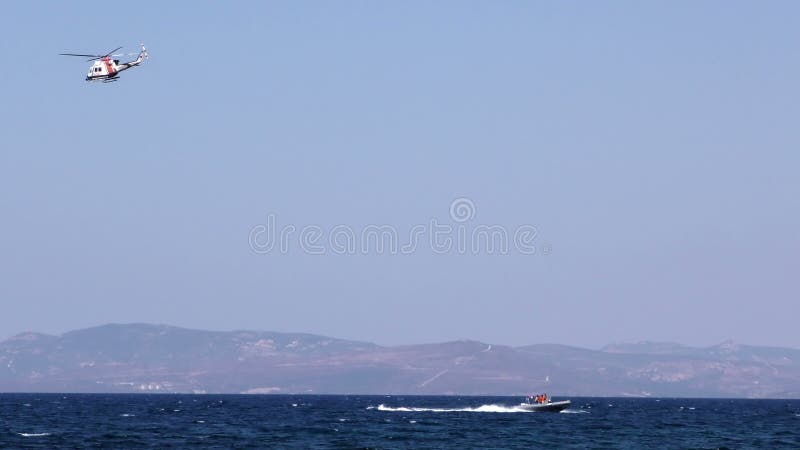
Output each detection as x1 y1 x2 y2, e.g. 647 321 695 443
102 57 116 75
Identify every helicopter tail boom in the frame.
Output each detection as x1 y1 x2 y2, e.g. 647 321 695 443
118 44 149 71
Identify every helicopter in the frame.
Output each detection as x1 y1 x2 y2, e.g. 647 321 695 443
60 44 149 82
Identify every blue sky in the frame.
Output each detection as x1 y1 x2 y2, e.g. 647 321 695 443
1 1 798 347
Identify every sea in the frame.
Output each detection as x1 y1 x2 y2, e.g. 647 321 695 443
1 394 798 448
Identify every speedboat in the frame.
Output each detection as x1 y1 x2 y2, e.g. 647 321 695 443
518 399 571 412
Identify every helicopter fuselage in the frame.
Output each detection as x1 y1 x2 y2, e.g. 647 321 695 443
86 58 118 81
86 56 142 82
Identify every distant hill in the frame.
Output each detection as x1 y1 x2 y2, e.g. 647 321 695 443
1 324 798 398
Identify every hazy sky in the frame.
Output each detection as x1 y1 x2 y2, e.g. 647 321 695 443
1 1 798 348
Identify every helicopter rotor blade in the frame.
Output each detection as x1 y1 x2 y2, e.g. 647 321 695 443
60 46 127 61
59 53 103 58
104 46 123 57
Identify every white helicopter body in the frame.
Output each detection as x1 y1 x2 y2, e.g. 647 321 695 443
61 44 149 82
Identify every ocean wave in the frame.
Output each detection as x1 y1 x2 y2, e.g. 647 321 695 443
18 433 51 437
375 404 529 413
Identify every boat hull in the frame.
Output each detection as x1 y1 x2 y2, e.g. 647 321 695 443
518 400 571 412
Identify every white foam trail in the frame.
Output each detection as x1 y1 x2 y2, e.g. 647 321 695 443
560 409 589 414
18 433 50 437
376 404 529 413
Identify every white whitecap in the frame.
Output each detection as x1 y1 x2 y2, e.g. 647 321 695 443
18 433 50 437
560 409 589 414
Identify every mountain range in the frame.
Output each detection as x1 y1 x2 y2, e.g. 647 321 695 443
1 324 798 398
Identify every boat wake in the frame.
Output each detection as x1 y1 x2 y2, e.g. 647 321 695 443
371 404 589 414
374 404 530 413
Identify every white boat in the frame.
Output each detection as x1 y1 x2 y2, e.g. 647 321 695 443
518 399 571 412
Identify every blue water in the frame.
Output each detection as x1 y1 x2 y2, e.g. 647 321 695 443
1 394 798 448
